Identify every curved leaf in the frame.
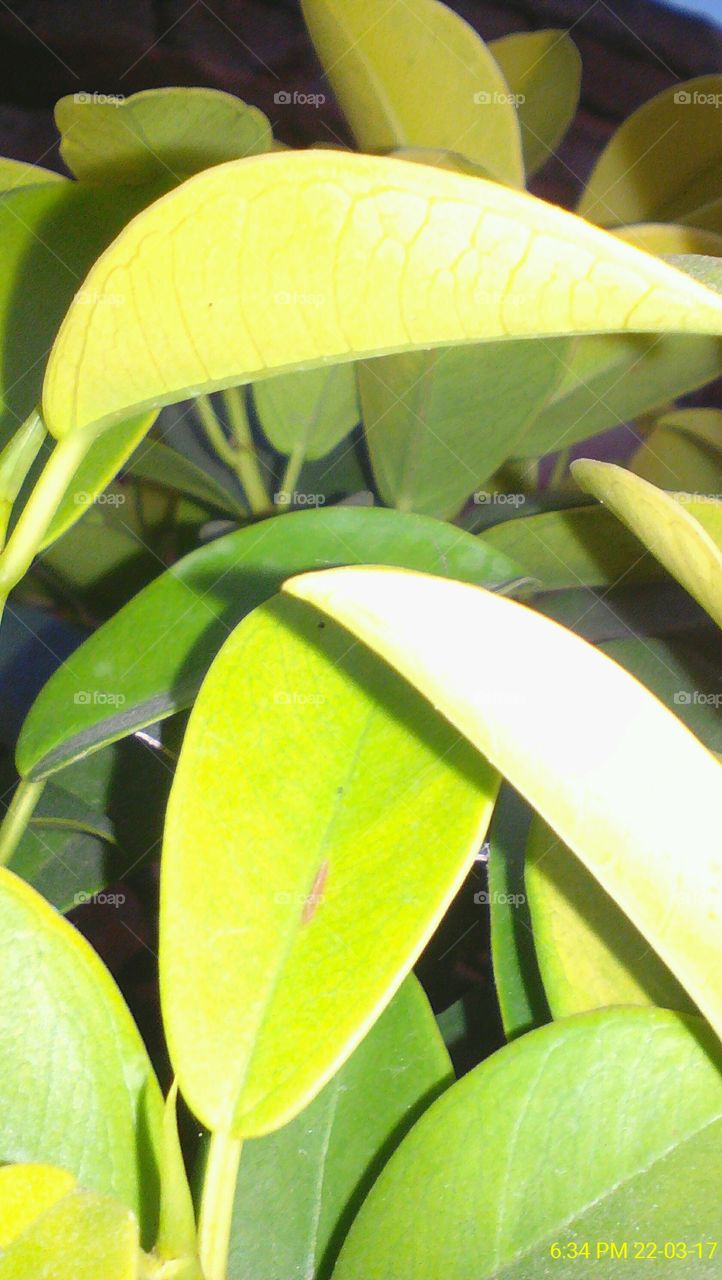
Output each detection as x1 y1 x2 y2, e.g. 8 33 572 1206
0 1191 139 1280
227 976 451 1280
284 567 722 1041
361 340 567 518
160 594 497 1135
578 75 722 227
56 87 272 185
490 30 581 177
0 157 65 190
17 507 521 781
300 0 523 185
480 503 664 589
573 460 722 628
0 868 163 1241
334 1008 722 1279
630 407 722 492
254 364 360 461
526 814 694 1018
41 151 722 440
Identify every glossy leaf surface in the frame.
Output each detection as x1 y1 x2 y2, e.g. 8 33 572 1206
160 595 497 1135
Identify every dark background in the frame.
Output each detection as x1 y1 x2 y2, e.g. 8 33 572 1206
2 0 722 209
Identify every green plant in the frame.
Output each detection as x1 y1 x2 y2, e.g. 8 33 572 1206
0 1 720 1276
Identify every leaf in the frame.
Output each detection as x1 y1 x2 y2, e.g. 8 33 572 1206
17 506 522 781
226 976 451 1280
614 221 722 255
578 75 722 227
487 785 548 1040
360 340 567 518
573 460 722 628
56 88 272 185
480 503 664 589
300 0 523 185
0 868 163 1242
160 594 497 1136
0 1165 76 1248
630 407 722 492
0 157 66 190
490 30 581 177
526 815 695 1019
8 738 171 912
333 1008 722 1279
0 1190 139 1280
125 437 245 516
253 364 360 461
284 567 722 1042
41 151 722 441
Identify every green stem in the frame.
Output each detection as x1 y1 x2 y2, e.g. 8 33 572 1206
277 440 307 504
221 387 272 515
0 778 45 866
0 429 92 628
195 396 239 472
197 1131 243 1280
0 410 47 549
549 446 571 490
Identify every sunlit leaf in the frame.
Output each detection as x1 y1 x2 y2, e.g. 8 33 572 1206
0 1165 76 1248
285 567 722 1041
300 0 523 185
0 157 65 190
160 594 497 1135
41 152 722 441
573 460 722 628
0 1190 139 1280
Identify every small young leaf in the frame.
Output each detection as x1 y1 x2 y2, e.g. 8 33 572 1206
17 507 521 781
300 0 523 185
160 595 497 1135
573 460 722 628
56 87 272 184
284 567 722 1042
578 75 722 227
490 30 581 177
226 976 451 1280
41 152 722 441
0 869 163 1242
333 1008 722 1279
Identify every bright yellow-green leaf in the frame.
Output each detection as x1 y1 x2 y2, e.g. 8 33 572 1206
0 869 163 1241
56 88 272 185
490 30 581 177
578 75 722 227
0 1191 138 1280
160 594 497 1137
42 151 722 441
284 567 722 1043
0 1165 76 1248
0 157 65 190
300 0 523 185
526 815 694 1018
630 406 722 492
573 460 722 628
253 364 359 461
